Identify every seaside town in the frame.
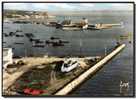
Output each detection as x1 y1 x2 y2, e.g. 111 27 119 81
2 3 134 96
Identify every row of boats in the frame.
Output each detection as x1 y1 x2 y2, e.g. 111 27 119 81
3 29 69 47
24 32 69 47
3 30 24 37
31 38 69 47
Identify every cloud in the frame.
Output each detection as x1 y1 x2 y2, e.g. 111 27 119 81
31 3 47 10
110 3 133 10
4 3 30 10
81 3 95 7
3 3 133 11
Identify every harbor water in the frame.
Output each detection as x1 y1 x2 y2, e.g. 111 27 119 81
3 11 134 96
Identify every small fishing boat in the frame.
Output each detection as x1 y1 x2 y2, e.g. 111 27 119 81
3 42 6 44
45 21 58 27
16 30 23 32
52 42 64 47
50 36 60 40
29 38 40 42
9 32 16 36
59 40 69 43
14 42 24 44
15 34 24 37
32 41 45 47
24 33 34 38
13 20 31 24
3 33 9 37
45 40 52 44
32 44 45 48
45 40 65 46
34 40 44 44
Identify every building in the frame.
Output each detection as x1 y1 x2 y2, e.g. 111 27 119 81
30 12 48 19
3 48 13 69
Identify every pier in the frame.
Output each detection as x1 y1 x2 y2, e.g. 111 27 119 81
3 44 125 96
55 44 126 95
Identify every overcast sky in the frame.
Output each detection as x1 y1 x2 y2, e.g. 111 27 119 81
3 3 133 11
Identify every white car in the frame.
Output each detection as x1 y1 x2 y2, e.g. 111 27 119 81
61 59 80 73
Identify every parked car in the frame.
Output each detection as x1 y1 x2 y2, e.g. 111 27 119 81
61 59 80 73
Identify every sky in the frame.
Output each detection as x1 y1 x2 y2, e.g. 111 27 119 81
3 3 133 11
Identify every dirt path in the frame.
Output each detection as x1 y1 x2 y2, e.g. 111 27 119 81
50 70 57 85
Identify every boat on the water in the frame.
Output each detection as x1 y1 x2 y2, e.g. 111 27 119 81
16 30 23 32
32 40 45 47
24 33 35 38
15 34 24 37
3 33 9 37
9 32 16 36
45 39 68 47
3 42 6 44
59 40 69 43
29 38 40 42
56 18 88 31
52 42 64 47
32 44 45 47
50 36 60 40
62 26 83 31
45 21 58 27
14 42 24 44
13 20 32 24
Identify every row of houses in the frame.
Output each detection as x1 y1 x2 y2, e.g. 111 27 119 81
4 10 55 20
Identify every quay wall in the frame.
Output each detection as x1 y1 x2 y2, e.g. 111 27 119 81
55 44 126 95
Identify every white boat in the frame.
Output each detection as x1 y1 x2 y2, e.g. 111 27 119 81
61 59 80 73
59 18 88 31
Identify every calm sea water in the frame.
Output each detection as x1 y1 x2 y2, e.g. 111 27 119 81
3 12 134 96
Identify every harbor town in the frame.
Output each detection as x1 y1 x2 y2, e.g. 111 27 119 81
2 3 134 96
